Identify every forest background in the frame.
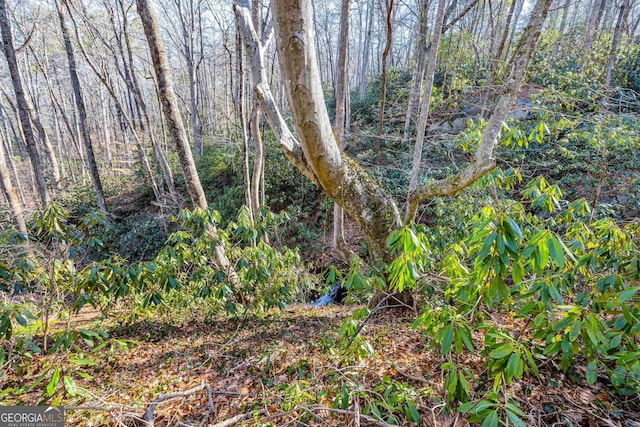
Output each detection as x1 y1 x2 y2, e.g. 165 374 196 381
1 0 639 425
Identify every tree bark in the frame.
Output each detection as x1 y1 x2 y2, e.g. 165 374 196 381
605 0 631 87
56 0 107 214
402 0 429 142
406 0 446 218
0 0 50 207
376 0 394 162
136 0 239 285
332 0 351 254
238 0 552 303
583 0 607 57
0 127 26 235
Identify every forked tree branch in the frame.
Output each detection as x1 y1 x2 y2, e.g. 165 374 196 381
404 0 553 223
234 0 318 185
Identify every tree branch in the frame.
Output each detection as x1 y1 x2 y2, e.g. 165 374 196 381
405 0 552 223
234 0 317 185
144 382 233 425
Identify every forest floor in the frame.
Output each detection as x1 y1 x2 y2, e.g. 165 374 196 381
9 304 640 426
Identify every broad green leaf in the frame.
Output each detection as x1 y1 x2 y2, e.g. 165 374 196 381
512 262 524 286
441 325 454 355
506 409 527 427
13 313 27 327
482 410 499 427
489 345 513 359
618 288 638 304
46 368 60 396
341 383 349 409
507 217 523 240
586 360 597 385
405 402 420 422
547 237 564 268
63 376 77 396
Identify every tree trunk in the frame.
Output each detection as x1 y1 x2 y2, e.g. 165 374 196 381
583 0 607 57
496 0 517 61
332 0 351 255
605 0 631 86
376 0 394 148
359 0 375 100
402 0 429 142
0 127 26 235
56 0 107 214
137 0 239 285
0 0 50 207
238 0 551 307
406 0 446 215
121 4 176 196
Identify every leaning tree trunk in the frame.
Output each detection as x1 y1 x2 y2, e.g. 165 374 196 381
136 0 239 286
0 0 50 207
237 0 552 308
56 0 107 214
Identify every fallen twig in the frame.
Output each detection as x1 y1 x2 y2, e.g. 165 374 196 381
209 409 266 427
145 382 236 425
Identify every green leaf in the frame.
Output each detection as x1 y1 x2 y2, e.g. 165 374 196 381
458 401 474 413
69 358 97 366
341 383 349 409
512 262 524 286
504 401 526 417
568 320 581 342
537 239 550 269
477 232 496 261
405 402 420 423
482 410 499 427
441 325 454 355
446 368 458 398
46 368 60 396
14 313 27 327
489 345 513 359
506 408 527 427
470 400 495 414
507 217 523 240
63 376 77 397
547 237 564 268
586 360 597 385
618 288 638 303
506 352 521 380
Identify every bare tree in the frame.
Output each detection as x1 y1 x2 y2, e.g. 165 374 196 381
605 0 632 86
55 0 107 214
406 0 446 213
332 0 351 255
136 0 239 285
0 0 50 207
